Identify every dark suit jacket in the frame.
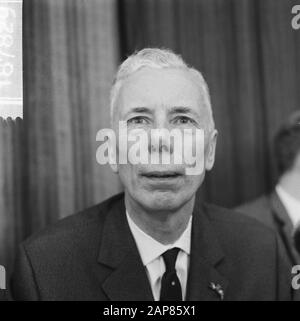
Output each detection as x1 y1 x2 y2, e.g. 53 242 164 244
236 191 300 267
236 191 300 301
10 193 292 301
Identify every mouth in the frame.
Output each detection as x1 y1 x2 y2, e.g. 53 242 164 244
141 171 183 179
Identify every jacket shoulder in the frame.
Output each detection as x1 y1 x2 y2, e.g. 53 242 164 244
235 195 270 214
22 193 124 253
205 202 270 226
234 195 274 226
203 203 276 247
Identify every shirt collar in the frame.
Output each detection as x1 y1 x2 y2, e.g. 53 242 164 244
126 210 192 266
276 184 300 227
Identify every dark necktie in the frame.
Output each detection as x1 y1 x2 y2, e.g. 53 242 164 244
160 247 182 301
294 224 300 254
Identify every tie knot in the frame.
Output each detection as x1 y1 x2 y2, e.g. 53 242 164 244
162 247 180 272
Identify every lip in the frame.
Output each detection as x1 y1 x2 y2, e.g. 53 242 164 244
141 171 183 179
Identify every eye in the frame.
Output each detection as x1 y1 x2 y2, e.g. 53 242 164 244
173 116 196 125
127 116 150 125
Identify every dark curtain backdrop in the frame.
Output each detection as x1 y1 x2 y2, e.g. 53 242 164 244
1 0 300 272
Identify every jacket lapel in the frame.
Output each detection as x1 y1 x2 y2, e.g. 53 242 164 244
97 194 229 301
186 199 229 301
97 196 154 301
270 191 300 265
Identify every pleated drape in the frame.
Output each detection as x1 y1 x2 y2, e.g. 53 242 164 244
0 118 24 273
0 0 122 272
23 0 121 228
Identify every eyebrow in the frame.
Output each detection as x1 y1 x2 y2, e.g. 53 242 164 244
169 106 194 114
124 106 200 119
124 107 152 118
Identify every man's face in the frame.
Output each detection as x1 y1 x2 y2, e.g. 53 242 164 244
111 67 217 212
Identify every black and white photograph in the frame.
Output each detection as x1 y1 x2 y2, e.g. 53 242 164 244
0 0 300 306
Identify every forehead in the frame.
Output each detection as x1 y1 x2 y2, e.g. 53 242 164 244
117 67 203 114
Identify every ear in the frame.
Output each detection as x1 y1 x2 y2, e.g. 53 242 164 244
205 129 218 171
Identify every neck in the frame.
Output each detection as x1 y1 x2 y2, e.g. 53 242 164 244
279 169 300 200
125 193 195 245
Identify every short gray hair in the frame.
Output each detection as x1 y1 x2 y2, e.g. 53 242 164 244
110 48 215 132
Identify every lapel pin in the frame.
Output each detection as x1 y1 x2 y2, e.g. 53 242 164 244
209 282 224 300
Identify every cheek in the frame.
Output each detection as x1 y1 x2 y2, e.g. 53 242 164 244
118 164 140 188
118 164 131 185
184 173 205 191
182 129 205 157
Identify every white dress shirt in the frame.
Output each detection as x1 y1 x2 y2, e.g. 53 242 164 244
126 211 192 301
276 184 300 227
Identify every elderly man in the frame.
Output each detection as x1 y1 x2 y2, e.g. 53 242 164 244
10 48 291 301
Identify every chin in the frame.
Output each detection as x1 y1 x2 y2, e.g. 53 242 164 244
137 190 187 212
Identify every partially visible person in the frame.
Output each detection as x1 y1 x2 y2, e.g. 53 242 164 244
236 111 300 299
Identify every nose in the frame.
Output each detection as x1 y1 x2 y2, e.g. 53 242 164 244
148 127 174 155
